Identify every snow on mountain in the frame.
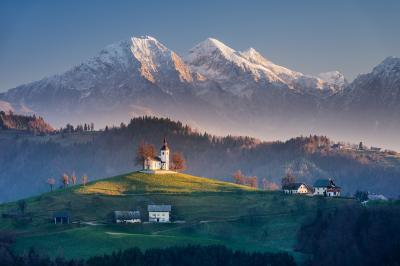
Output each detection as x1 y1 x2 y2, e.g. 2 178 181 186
185 38 344 97
1 35 400 150
131 36 194 83
336 57 400 112
318 71 348 88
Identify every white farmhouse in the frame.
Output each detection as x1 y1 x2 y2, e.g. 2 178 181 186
148 205 171 223
143 137 170 171
313 178 341 197
283 183 313 194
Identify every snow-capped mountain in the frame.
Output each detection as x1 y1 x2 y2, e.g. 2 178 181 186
332 57 400 117
318 71 348 88
185 38 343 97
0 35 399 149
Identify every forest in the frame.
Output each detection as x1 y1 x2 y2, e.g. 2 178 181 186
0 243 295 266
296 202 400 266
0 116 400 202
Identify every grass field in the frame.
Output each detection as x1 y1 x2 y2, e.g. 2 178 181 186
0 171 357 261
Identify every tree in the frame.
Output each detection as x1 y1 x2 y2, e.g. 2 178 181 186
81 174 88 186
135 141 156 168
268 182 280 191
17 200 26 214
171 152 186 172
248 176 258 188
354 190 369 202
47 178 55 192
281 172 296 188
233 170 245 185
71 172 77 185
262 178 268 190
61 174 69 188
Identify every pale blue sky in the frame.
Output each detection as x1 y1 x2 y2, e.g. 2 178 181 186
1 0 399 91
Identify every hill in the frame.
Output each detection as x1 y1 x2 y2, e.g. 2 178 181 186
0 171 356 261
0 116 399 202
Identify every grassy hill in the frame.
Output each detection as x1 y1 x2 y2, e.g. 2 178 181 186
1 116 400 203
0 171 357 261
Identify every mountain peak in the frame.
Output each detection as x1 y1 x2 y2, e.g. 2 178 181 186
318 71 347 87
187 38 236 60
372 56 400 75
240 47 272 66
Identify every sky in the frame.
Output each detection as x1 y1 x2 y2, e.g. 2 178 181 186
1 0 400 91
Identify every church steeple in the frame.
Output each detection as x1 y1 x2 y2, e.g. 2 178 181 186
161 136 169 151
160 136 170 170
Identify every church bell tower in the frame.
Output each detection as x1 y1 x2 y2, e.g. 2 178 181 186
160 136 170 170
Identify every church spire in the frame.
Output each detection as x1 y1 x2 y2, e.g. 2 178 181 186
161 136 169 151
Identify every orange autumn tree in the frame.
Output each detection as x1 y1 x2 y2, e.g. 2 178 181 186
171 152 186 172
135 141 156 168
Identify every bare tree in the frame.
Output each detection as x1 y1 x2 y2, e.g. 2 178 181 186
47 178 55 192
135 141 156 168
171 152 186 172
268 182 280 191
248 176 258 188
262 178 268 190
71 171 77 185
61 173 69 188
233 170 245 184
81 174 88 186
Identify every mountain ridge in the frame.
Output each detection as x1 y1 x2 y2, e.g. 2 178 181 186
0 36 399 150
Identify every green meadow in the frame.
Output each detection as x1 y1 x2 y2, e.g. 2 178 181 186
0 171 357 261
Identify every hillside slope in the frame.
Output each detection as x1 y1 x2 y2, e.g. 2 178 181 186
0 171 356 261
0 117 399 202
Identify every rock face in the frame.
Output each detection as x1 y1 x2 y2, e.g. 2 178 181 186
0 36 399 149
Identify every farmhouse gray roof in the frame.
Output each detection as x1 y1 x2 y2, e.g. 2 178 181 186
114 211 140 220
282 183 304 190
148 205 171 212
53 211 69 218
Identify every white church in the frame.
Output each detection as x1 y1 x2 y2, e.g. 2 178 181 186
143 137 171 172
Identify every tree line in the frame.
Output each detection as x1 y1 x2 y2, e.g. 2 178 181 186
0 241 295 266
46 173 89 192
296 203 400 266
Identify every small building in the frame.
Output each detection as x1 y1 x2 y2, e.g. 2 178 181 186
148 205 171 223
114 211 141 224
331 143 344 151
143 137 170 171
283 183 313 194
313 178 341 197
53 211 70 224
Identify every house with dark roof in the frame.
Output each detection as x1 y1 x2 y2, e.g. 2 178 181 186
282 183 313 195
148 205 171 223
313 178 341 197
114 211 141 224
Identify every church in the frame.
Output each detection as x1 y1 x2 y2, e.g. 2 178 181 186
143 137 170 171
